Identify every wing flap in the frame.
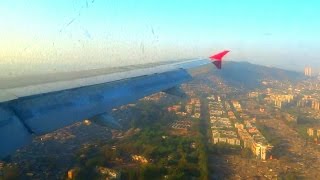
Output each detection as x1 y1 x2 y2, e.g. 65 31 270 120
0 106 32 158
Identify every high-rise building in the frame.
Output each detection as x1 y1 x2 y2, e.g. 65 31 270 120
274 100 282 108
312 100 320 110
307 128 314 137
304 66 312 77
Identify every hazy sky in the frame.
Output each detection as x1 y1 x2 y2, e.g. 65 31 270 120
1 0 320 76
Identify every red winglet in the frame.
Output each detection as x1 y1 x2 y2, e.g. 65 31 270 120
209 50 230 69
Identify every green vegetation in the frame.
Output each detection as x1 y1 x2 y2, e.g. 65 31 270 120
209 143 241 156
294 124 309 139
129 101 180 129
0 165 21 180
240 147 253 159
74 128 203 179
256 123 282 146
71 101 209 179
296 115 317 125
284 114 315 139
197 119 209 180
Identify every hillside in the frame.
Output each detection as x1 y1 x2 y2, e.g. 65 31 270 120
199 61 304 89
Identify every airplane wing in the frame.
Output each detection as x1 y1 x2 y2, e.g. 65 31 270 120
0 51 229 158
209 50 229 69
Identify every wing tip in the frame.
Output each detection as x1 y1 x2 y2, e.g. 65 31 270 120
209 50 230 69
209 50 230 61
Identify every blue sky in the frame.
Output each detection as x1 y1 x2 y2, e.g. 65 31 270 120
1 0 320 75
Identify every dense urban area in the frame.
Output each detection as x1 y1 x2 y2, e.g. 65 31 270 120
1 64 320 179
